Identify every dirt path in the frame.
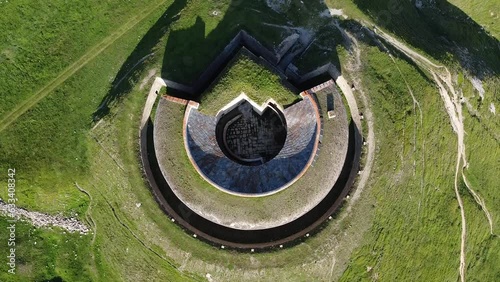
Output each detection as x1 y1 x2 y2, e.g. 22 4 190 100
140 77 166 128
333 26 375 206
75 183 97 244
374 26 495 282
432 71 470 282
100 194 179 270
381 27 469 281
0 0 168 133
74 182 98 279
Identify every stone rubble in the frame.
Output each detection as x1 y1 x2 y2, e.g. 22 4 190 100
0 199 89 234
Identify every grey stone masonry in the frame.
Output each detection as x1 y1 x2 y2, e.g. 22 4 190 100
223 101 286 163
186 96 319 195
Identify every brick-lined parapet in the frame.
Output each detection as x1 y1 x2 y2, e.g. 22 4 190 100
164 95 190 106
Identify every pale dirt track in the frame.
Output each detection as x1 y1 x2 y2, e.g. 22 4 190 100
141 77 165 128
373 26 494 282
388 53 426 219
333 26 375 209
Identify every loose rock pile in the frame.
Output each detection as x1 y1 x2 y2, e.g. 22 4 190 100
0 199 89 234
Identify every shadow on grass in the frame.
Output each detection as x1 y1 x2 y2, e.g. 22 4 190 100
161 1 283 87
352 0 499 78
340 19 434 83
93 0 188 121
160 0 347 99
95 0 346 119
38 277 63 282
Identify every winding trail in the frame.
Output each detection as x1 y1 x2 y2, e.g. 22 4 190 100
0 0 168 133
373 26 495 282
75 183 97 244
333 24 375 206
74 182 98 279
112 53 155 90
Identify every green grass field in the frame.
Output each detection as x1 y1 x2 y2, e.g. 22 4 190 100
199 52 299 115
448 0 499 39
0 216 94 282
0 0 498 281
0 0 167 118
0 1 173 217
340 45 461 281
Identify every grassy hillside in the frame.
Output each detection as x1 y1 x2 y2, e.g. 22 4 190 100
0 0 165 118
0 0 498 281
448 0 499 39
340 45 457 281
329 0 499 77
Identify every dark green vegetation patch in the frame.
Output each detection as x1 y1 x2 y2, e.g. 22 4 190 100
199 52 299 115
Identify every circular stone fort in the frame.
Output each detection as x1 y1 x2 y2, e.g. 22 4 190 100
140 31 362 250
184 92 321 196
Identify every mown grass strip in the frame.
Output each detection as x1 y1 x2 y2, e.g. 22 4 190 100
0 0 168 133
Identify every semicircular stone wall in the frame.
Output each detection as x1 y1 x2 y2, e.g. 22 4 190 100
215 101 287 166
185 95 320 195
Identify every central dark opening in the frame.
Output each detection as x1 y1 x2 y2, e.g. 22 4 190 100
216 101 287 166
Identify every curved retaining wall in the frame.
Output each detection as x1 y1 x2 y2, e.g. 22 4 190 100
139 108 361 250
184 94 320 196
139 29 363 250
